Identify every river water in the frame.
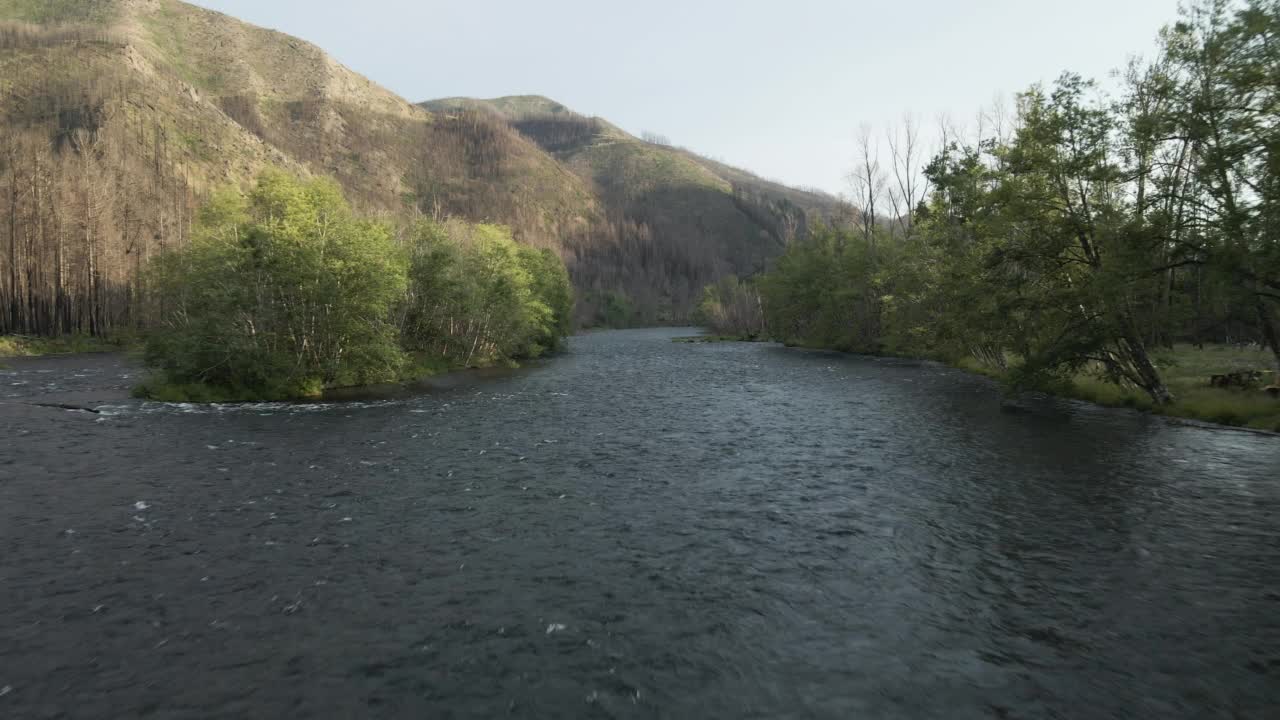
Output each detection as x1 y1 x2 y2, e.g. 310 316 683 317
2 328 1279 718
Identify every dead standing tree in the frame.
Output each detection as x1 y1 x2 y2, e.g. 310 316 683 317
848 124 886 245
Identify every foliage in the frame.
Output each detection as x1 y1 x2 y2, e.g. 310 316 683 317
423 96 842 324
697 275 766 339
400 219 572 366
589 291 635 329
1067 345 1280 431
2 0 843 337
759 225 900 354
140 173 577 400
143 170 408 400
0 333 130 357
755 0 1280 414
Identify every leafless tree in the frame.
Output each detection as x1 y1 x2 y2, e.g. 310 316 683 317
885 113 931 237
641 131 672 146
847 124 886 244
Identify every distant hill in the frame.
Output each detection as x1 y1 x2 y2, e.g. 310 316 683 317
426 95 577 118
0 0 845 336
423 96 848 320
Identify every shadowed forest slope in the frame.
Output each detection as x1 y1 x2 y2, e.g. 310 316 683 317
0 0 842 334
425 95 848 322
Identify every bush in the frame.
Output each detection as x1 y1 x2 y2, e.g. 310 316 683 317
594 291 634 329
400 219 572 366
143 170 408 399
697 276 765 339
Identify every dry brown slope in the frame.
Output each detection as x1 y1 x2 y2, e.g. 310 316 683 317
0 0 605 334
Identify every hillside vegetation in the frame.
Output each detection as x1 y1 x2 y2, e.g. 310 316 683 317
423 95 846 323
0 0 841 338
700 0 1280 430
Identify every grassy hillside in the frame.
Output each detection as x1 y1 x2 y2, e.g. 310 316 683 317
0 0 119 23
1 0 844 335
427 95 575 117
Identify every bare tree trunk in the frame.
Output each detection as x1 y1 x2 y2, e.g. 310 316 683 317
1257 297 1280 375
850 124 884 247
6 147 18 334
1120 323 1174 405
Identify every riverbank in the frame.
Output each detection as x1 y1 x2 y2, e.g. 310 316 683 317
2 333 533 403
0 334 134 359
672 334 766 344
953 344 1280 433
131 353 525 403
690 333 1280 433
1 351 530 412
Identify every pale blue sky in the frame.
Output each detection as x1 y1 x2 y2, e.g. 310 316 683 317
189 0 1182 195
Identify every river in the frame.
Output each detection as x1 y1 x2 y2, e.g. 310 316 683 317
2 328 1278 718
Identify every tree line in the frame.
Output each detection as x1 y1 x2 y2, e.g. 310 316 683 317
1 54 199 337
705 0 1280 406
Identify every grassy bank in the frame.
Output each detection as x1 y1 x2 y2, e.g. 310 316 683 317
955 345 1279 432
1063 345 1278 431
698 333 1280 433
131 352 513 403
0 334 133 358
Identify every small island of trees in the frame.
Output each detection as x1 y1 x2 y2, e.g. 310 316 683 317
137 170 573 402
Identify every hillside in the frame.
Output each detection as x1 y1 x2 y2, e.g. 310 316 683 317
0 0 603 335
422 95 848 320
0 0 843 336
0 0 600 230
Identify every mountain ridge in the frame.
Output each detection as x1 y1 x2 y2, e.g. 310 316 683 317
0 0 844 335
422 93 847 316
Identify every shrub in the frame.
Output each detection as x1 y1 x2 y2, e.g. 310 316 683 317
143 170 408 399
400 219 571 365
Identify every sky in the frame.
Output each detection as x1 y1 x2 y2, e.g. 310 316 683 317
188 0 1183 196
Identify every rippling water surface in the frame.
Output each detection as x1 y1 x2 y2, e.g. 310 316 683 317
2 329 1279 718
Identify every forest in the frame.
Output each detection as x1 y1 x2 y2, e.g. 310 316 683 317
701 0 1280 428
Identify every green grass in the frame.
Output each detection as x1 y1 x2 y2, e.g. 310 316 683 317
397 352 461 381
0 0 117 23
723 335 1278 431
139 5 229 93
423 95 572 118
582 140 730 197
0 334 131 358
963 344 1280 432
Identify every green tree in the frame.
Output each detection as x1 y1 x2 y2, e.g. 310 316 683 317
1163 0 1280 371
144 170 407 399
401 219 570 365
519 244 575 353
594 291 634 329
759 225 896 353
697 275 765 339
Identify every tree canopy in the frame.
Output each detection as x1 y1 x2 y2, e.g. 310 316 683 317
755 0 1280 407
142 171 574 401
